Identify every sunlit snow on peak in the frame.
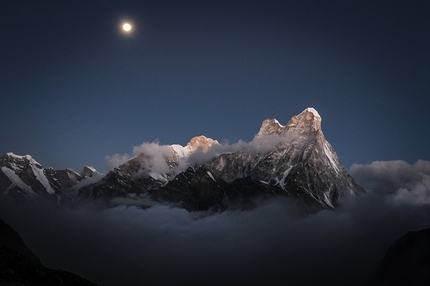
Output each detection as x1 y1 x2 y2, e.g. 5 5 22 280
304 107 321 118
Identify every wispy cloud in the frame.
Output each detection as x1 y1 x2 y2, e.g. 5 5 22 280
105 153 131 170
105 134 297 176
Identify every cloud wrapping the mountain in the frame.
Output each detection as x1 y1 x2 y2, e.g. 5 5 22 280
106 135 296 174
1 159 430 286
132 142 173 176
105 142 173 174
178 135 292 168
105 153 130 170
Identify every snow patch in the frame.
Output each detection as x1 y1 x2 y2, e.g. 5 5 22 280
272 119 284 127
149 172 169 184
215 157 226 170
1 166 36 196
305 107 321 118
29 161 55 194
85 166 97 173
69 172 104 192
276 165 295 187
206 171 216 182
7 162 22 172
5 152 26 159
323 142 340 173
323 191 335 208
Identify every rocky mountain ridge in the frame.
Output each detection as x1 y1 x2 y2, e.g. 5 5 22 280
0 153 102 202
0 108 365 211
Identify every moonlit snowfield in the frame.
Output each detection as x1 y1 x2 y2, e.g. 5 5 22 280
1 160 430 286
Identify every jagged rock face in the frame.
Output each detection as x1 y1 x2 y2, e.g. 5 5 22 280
150 167 286 212
78 165 163 200
80 166 97 178
151 167 228 211
206 108 364 209
44 168 82 191
78 151 178 200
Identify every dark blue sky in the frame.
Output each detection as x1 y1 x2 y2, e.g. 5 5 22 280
1 0 429 172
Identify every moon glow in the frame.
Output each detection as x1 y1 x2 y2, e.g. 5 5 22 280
122 23 132 32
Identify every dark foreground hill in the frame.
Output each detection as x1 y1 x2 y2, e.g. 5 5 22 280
0 218 98 286
369 228 430 286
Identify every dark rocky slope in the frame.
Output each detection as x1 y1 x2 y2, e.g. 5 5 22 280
369 228 430 286
0 218 98 286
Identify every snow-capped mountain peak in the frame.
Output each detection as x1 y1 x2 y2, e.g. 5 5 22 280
186 135 219 151
1 152 55 196
79 166 99 178
4 152 42 169
255 107 321 139
285 107 322 136
255 118 285 138
0 152 101 201
170 135 219 158
201 107 364 210
304 107 321 118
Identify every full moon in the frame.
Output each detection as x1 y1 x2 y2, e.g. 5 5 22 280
122 23 132 32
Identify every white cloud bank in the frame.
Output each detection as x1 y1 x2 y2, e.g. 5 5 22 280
350 160 430 205
393 173 430 205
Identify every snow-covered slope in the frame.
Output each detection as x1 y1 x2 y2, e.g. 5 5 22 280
0 153 55 199
0 152 101 201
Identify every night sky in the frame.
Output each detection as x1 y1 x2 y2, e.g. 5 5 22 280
1 0 429 172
